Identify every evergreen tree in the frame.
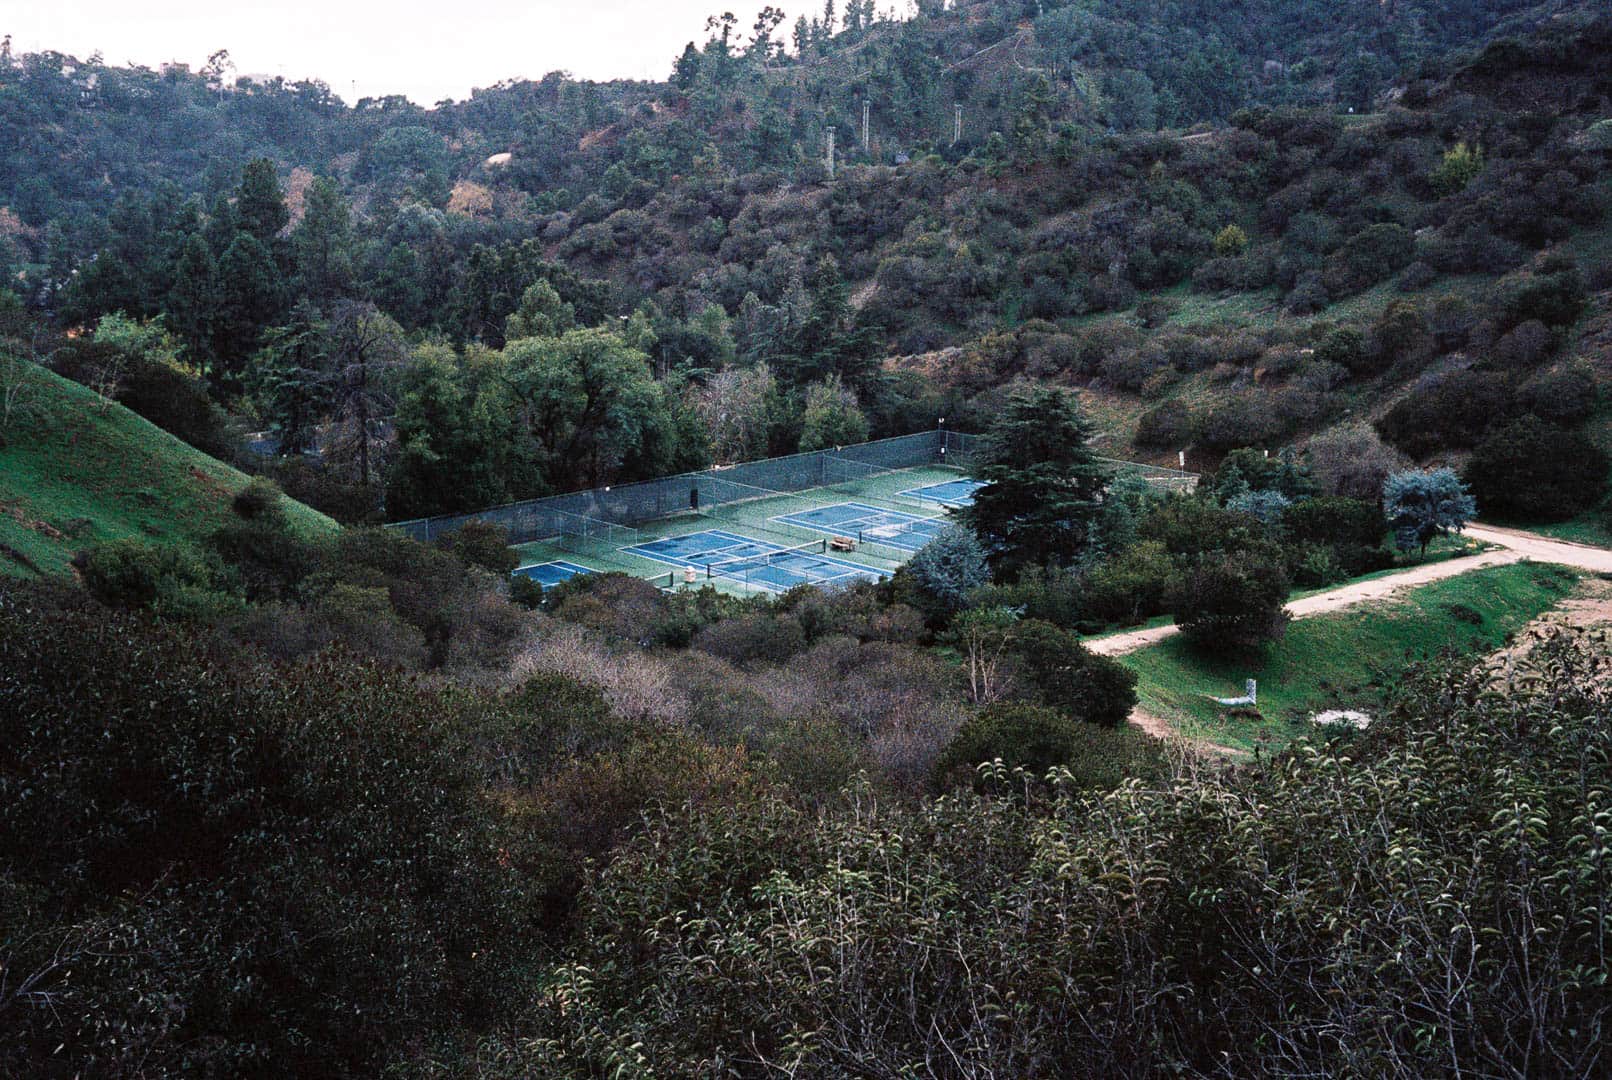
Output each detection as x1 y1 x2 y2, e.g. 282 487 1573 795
791 256 875 388
503 280 576 341
165 233 220 375
291 176 354 305
215 232 287 385
963 386 1111 574
202 193 238 255
251 301 329 456
385 344 519 518
327 301 408 488
672 43 702 90
235 158 290 244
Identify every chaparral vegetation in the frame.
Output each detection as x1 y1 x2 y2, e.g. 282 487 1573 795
3 0 1611 1075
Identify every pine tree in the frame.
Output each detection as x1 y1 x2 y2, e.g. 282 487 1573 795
291 176 354 304
235 158 289 244
251 301 329 456
215 232 287 386
963 386 1111 574
672 43 702 90
165 233 220 375
202 193 237 255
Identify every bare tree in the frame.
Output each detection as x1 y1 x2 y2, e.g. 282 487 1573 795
0 328 51 444
689 363 777 464
324 301 406 488
1305 422 1409 501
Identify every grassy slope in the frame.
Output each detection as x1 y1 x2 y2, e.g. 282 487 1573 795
0 360 335 579
1119 561 1581 753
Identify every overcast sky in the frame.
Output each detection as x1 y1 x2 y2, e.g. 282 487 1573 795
6 0 846 105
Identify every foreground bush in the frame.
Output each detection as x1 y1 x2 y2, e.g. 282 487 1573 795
507 634 1612 1078
0 585 542 1077
936 702 1161 790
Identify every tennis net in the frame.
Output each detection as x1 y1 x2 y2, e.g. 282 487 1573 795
824 456 896 491
552 509 641 545
706 538 829 581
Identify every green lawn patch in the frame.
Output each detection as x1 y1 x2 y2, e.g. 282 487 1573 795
1522 513 1612 548
0 359 336 579
1119 561 1580 754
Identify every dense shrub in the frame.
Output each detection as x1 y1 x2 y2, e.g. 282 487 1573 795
964 563 1089 631
1490 319 1556 369
257 457 384 524
1285 270 1330 313
1134 399 1196 448
231 478 283 520
1376 368 1512 457
1313 325 1367 375
1322 222 1415 296
1306 422 1409 500
519 635 1612 1078
1196 393 1286 451
547 571 669 640
208 512 325 604
937 703 1095 783
76 537 235 618
1520 364 1600 425
1366 300 1434 372
905 524 990 617
53 339 239 459
1281 495 1392 577
0 585 542 1076
435 520 520 575
1281 496 1387 548
1009 619 1138 728
1139 495 1268 558
1495 263 1585 329
1463 417 1609 521
1169 545 1291 651
692 611 810 667
1082 539 1178 626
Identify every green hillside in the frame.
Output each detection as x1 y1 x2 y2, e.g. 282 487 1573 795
0 359 336 578
1119 561 1580 752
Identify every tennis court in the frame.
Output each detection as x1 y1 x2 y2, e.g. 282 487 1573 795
772 501 948 553
622 529 885 593
513 560 594 588
898 478 984 508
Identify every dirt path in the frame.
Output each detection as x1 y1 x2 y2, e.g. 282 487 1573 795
1094 525 1612 659
1090 549 1522 657
1464 524 1612 572
1128 703 1245 759
1103 525 1612 746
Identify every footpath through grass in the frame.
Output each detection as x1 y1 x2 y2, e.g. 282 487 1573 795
1119 562 1581 754
0 360 336 578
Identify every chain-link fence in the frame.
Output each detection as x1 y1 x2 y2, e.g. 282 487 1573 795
389 429 965 545
386 427 1194 545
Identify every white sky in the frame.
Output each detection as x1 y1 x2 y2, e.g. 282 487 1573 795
5 0 848 105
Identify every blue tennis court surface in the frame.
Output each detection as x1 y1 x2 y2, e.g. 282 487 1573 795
623 528 883 593
513 560 594 588
898 478 983 508
773 502 948 553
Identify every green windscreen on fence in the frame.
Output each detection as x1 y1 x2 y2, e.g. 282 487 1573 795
387 429 982 545
386 429 1197 545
